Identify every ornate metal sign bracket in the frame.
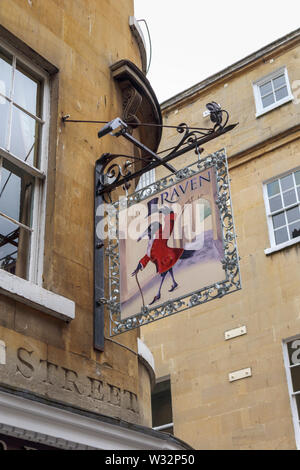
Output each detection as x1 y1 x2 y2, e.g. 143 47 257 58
96 102 238 202
94 102 238 350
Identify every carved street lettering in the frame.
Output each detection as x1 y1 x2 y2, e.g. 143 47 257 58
40 359 58 385
87 376 105 401
61 367 84 395
108 384 121 406
16 348 34 379
123 390 139 413
13 346 138 414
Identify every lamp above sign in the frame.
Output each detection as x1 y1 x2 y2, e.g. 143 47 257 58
96 149 241 337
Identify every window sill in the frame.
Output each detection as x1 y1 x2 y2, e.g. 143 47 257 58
265 236 300 256
0 270 75 322
255 95 294 118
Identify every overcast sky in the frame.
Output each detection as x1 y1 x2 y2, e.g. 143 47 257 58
134 0 300 103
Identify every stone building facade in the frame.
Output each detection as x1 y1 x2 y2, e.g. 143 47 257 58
141 28 300 449
0 0 191 450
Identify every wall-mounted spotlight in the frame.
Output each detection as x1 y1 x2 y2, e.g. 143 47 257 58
97 117 127 139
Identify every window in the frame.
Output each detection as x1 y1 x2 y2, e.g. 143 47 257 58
253 67 293 117
0 40 49 283
136 168 156 191
264 168 300 254
0 35 74 321
151 378 173 434
283 336 300 449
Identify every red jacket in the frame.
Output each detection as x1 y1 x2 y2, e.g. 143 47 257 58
139 212 183 274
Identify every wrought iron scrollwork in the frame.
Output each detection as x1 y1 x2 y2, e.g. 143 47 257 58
96 103 237 198
206 102 228 130
96 152 137 202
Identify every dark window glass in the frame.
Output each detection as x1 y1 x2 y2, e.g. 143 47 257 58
0 216 31 279
289 221 300 240
291 365 300 392
0 160 33 280
287 339 300 365
295 394 300 419
152 379 173 434
0 160 34 226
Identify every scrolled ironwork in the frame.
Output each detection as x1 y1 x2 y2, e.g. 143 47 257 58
96 104 238 198
96 152 139 202
206 102 225 130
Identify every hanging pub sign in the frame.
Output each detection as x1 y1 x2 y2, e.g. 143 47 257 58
95 148 241 338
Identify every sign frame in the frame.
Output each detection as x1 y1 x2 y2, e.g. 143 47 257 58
96 148 241 338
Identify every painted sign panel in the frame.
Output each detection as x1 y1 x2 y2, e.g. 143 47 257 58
96 149 241 337
119 166 223 319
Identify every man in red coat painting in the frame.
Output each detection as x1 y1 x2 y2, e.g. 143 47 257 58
131 201 183 305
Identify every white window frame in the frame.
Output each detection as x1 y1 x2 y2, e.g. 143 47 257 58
282 335 300 449
253 66 293 117
263 166 300 255
0 39 74 321
0 39 48 285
